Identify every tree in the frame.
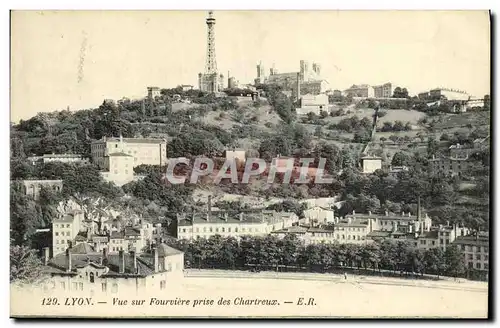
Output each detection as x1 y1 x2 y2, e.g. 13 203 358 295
314 126 323 138
10 183 43 246
10 245 45 285
444 246 465 278
393 87 409 98
391 151 411 166
353 128 371 143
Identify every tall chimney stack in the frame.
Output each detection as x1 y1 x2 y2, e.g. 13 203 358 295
131 250 137 273
417 196 421 220
66 248 72 272
152 246 159 273
207 195 212 219
43 247 50 266
118 249 125 274
296 72 301 102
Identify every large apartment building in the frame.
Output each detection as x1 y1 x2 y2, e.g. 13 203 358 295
453 233 489 273
91 136 167 169
177 210 299 241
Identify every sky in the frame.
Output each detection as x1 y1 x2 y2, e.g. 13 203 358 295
10 10 490 122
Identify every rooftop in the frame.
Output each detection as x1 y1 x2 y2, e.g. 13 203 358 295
53 215 76 223
42 153 83 158
108 152 133 157
178 210 295 227
93 137 167 144
45 242 183 277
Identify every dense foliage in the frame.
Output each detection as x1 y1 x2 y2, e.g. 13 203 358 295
167 235 468 279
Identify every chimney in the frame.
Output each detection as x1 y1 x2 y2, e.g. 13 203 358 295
417 196 421 220
296 72 301 102
352 210 355 216
239 212 244 222
224 212 228 222
118 249 125 274
368 210 372 216
66 248 72 272
408 212 411 217
402 211 405 216
152 247 159 273
385 211 389 216
43 247 50 266
131 250 137 273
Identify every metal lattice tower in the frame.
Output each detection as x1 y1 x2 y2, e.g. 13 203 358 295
204 11 217 74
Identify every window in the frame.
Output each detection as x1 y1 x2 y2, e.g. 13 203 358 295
420 240 426 245
60 282 66 290
55 232 59 236
160 281 166 290
90 272 95 283
235 227 238 232
79 283 84 291
66 224 70 228
221 228 225 233
215 228 219 233
72 282 78 290
485 263 489 270
195 228 199 233
228 227 231 233
432 241 436 246
168 263 172 271
112 283 118 293
102 283 107 292
440 239 443 245
209 227 213 233
476 262 481 269
476 254 481 261
182 228 186 233
468 254 473 260
484 247 489 253
461 245 465 251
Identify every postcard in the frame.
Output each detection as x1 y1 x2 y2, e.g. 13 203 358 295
10 10 490 319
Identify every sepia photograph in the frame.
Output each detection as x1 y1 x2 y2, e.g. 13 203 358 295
9 9 491 319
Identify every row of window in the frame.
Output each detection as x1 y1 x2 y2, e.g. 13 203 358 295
311 233 365 241
54 239 71 245
468 262 489 270
181 226 265 234
467 254 489 261
54 224 72 228
54 231 71 237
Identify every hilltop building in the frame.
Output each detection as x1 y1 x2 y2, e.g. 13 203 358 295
360 155 382 174
19 179 63 200
27 153 90 165
91 136 167 169
147 87 161 99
